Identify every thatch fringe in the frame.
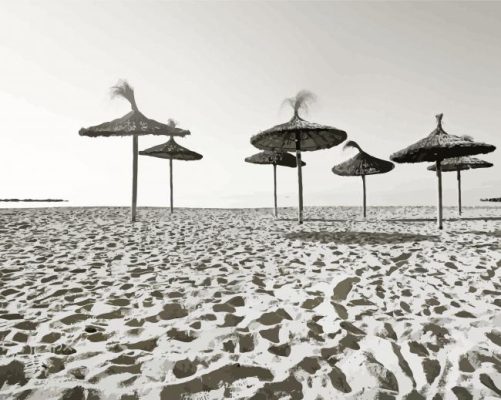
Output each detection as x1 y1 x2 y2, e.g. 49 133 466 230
427 156 493 172
140 137 202 161
245 151 305 168
111 80 138 111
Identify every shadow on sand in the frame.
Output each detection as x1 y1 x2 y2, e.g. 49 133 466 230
451 230 501 238
278 218 348 223
387 217 501 222
285 231 438 245
280 217 501 223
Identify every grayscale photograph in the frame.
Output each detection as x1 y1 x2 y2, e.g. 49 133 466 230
0 1 500 399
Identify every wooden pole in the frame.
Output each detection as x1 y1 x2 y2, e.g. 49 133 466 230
273 163 278 218
362 175 367 219
295 132 303 224
436 160 443 229
131 134 138 222
457 168 462 216
170 157 173 214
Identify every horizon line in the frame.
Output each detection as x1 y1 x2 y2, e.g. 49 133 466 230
1 204 500 210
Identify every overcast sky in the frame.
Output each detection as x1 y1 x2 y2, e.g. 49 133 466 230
0 1 499 208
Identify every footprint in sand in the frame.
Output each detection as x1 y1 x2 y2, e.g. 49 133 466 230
332 277 360 302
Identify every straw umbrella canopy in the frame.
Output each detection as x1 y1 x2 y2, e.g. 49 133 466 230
140 122 202 213
427 156 493 216
245 151 306 218
390 114 495 229
79 81 189 222
250 91 347 223
332 141 394 218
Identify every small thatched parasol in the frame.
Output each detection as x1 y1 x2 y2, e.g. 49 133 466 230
140 121 202 213
332 141 394 218
390 114 495 229
79 81 190 222
250 91 347 223
427 156 493 215
245 151 305 218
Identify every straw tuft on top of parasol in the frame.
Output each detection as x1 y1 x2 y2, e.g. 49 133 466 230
427 156 493 216
139 120 202 213
79 80 190 222
390 114 496 229
250 90 347 223
332 141 394 218
245 150 305 217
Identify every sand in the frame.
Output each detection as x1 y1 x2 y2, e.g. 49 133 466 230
0 206 500 400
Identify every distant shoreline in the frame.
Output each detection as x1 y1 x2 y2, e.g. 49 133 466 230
0 205 500 210
481 197 501 202
0 199 68 202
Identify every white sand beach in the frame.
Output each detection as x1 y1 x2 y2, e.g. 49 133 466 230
0 207 500 400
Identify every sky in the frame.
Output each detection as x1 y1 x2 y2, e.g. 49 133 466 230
0 1 500 209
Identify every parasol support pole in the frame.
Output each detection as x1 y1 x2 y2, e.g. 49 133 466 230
436 159 443 230
170 157 173 214
457 168 462 216
362 175 367 219
131 134 138 223
273 163 278 218
295 132 303 224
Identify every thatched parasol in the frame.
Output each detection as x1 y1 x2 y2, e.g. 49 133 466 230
250 91 347 223
140 121 202 213
427 156 493 215
332 141 394 218
390 114 495 229
79 81 189 222
245 150 305 218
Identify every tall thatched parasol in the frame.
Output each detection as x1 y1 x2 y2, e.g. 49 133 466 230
427 156 493 216
139 121 202 213
245 150 306 218
79 81 190 222
332 141 394 218
250 91 347 223
390 114 495 229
